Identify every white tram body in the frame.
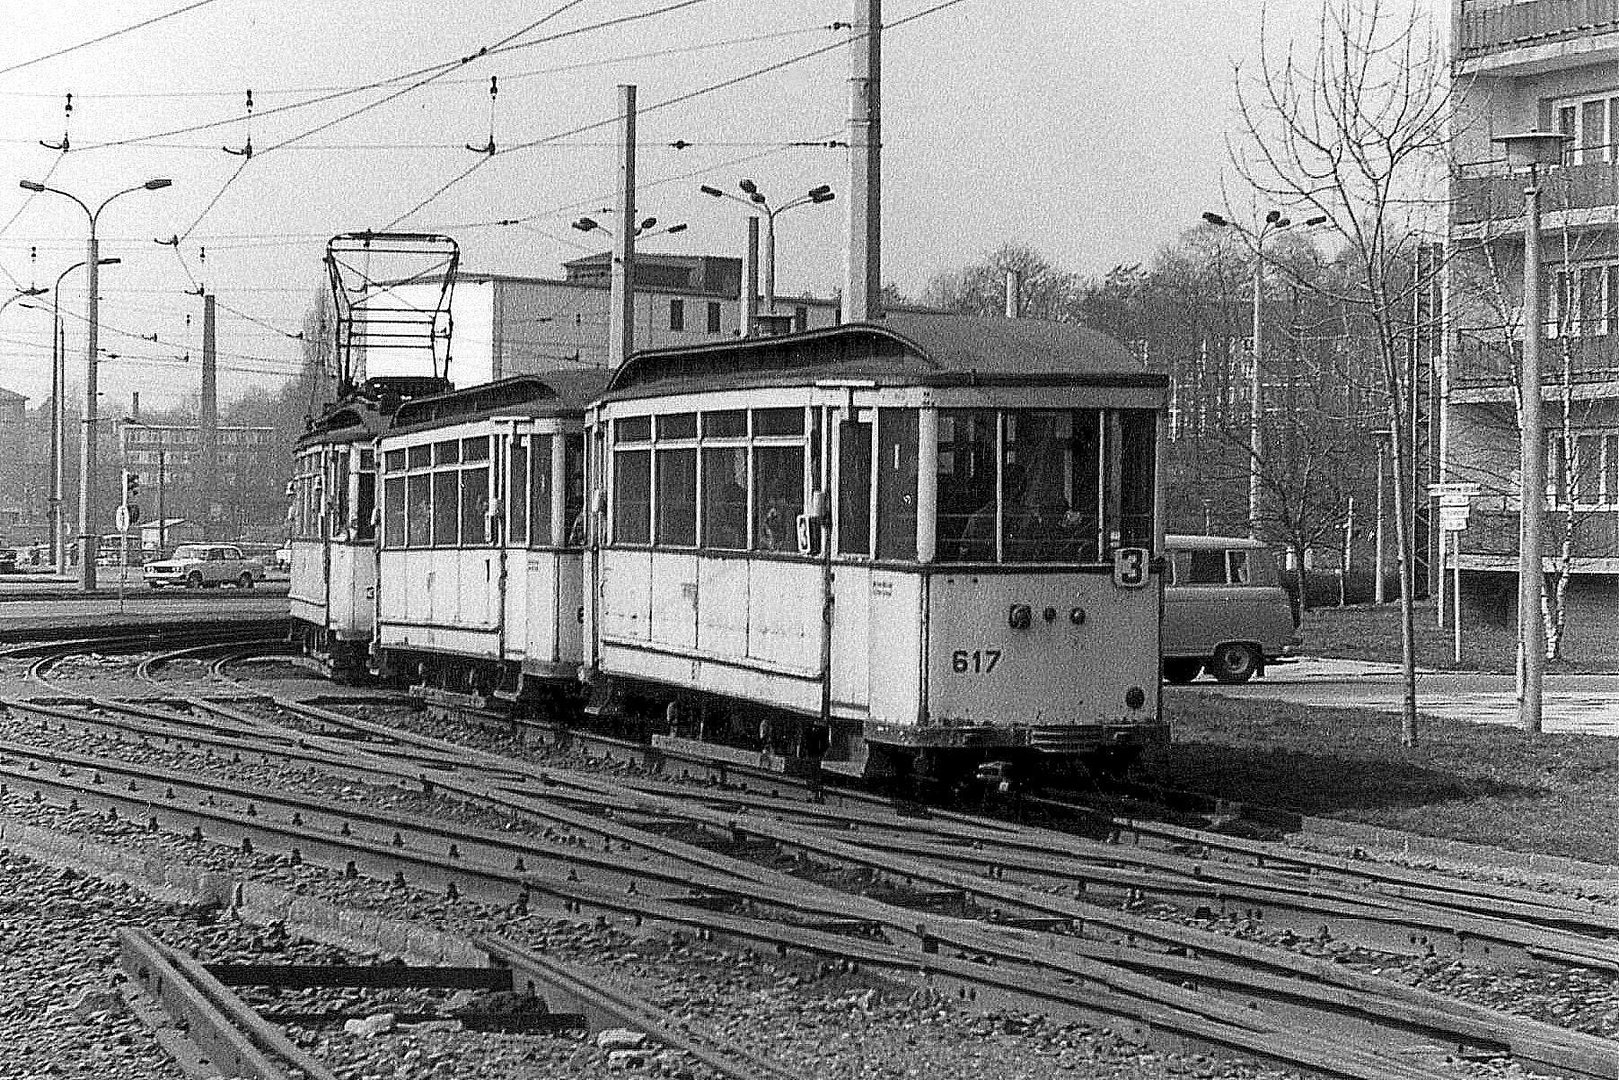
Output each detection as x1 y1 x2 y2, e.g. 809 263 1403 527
289 392 397 674
584 315 1168 778
373 375 601 702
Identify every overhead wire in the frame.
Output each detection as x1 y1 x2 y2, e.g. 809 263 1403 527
0 0 223 80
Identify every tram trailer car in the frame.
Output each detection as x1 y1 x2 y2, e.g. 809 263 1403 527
289 377 448 676
583 314 1169 782
372 374 604 705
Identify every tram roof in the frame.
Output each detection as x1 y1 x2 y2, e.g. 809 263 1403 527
603 313 1166 400
388 371 608 434
296 397 391 450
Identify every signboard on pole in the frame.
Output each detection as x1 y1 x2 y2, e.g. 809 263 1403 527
114 505 131 532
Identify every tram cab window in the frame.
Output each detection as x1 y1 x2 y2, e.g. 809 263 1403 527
752 445 802 552
702 447 748 549
936 410 997 561
613 450 651 544
460 465 489 545
1003 410 1089 563
383 476 406 548
877 410 918 561
406 474 431 548
432 471 459 545
657 447 697 546
356 470 376 542
1116 409 1157 550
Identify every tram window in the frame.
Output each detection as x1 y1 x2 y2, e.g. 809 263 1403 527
669 299 684 331
753 446 803 552
753 408 804 437
460 467 489 545
935 409 997 562
433 471 460 546
462 436 489 462
356 471 376 542
807 409 825 555
331 450 351 533
508 438 529 546
1116 409 1157 550
406 474 431 548
657 412 697 440
529 435 553 547
1228 549 1251 585
656 449 697 546
701 447 748 549
385 449 405 472
876 410 918 561
838 420 872 556
434 440 460 466
1188 550 1225 584
1003 411 1086 563
383 477 405 548
616 416 651 443
703 410 746 439
564 435 586 546
407 444 431 470
613 449 651 545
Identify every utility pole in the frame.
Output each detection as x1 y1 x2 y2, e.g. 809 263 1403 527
1004 269 1019 318
843 0 881 322
608 84 636 369
200 293 218 536
79 228 100 589
1249 246 1263 538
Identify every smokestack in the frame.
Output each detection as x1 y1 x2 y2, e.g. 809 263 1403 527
741 217 759 338
842 0 881 322
1004 270 1020 318
608 84 637 369
131 391 140 423
200 293 217 535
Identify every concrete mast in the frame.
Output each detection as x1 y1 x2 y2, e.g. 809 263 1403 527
608 84 636 368
843 0 881 322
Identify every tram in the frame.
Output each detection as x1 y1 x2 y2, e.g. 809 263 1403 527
581 313 1169 781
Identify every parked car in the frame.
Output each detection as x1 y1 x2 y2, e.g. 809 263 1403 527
143 544 266 589
1162 534 1301 684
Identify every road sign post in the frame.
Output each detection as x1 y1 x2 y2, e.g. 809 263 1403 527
1429 483 1476 660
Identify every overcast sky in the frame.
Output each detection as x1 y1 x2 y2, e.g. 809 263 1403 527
0 0 1427 410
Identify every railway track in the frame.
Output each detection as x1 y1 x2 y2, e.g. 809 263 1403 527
3 640 1617 1079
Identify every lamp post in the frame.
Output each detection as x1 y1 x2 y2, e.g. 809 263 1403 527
1493 131 1570 736
571 214 687 242
1201 210 1325 538
700 181 834 314
18 177 172 591
45 257 120 575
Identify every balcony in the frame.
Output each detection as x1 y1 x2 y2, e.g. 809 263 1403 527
1458 0 1619 72
1452 332 1619 394
1454 157 1619 226
1460 508 1619 566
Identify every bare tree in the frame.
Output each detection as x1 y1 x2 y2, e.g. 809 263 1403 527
1231 0 1451 746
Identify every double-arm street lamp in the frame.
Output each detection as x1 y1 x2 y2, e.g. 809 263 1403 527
18 176 171 591
1201 209 1326 538
700 180 834 313
572 214 687 241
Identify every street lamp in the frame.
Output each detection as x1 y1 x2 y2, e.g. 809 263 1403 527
1493 130 1570 736
1201 209 1326 538
700 180 834 313
17 176 172 591
44 257 121 574
572 215 686 240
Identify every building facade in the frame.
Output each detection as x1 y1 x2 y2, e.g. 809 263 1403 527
118 421 280 533
1447 0 1619 654
356 254 842 385
0 387 26 533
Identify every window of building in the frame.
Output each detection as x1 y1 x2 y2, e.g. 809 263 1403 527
1549 262 1618 338
1556 92 1619 165
669 298 685 331
794 305 808 332
706 301 721 333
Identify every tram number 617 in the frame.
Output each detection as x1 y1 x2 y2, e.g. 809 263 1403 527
951 649 1002 674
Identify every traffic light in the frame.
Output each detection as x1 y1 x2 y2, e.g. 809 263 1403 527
122 470 141 505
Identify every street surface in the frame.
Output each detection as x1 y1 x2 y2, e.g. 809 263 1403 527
0 577 289 634
1171 657 1619 736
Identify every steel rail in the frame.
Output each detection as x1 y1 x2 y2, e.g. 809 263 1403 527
118 926 340 1080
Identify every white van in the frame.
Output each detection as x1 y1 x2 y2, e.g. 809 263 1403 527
1162 534 1300 684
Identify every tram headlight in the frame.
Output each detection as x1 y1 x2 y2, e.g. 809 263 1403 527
1069 607 1085 625
1007 604 1032 630
1125 686 1146 710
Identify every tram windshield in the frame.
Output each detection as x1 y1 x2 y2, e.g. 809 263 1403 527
935 407 1155 564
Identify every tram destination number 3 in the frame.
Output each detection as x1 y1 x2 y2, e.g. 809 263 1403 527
951 649 1002 674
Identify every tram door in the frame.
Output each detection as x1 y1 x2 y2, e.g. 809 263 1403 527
828 410 873 713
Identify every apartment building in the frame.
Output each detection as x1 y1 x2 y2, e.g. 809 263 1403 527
1447 0 1619 651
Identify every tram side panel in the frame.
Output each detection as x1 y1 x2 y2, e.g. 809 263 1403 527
287 538 329 627
326 541 377 641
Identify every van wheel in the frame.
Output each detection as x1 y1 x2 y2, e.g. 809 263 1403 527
1162 659 1202 685
1210 644 1260 684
